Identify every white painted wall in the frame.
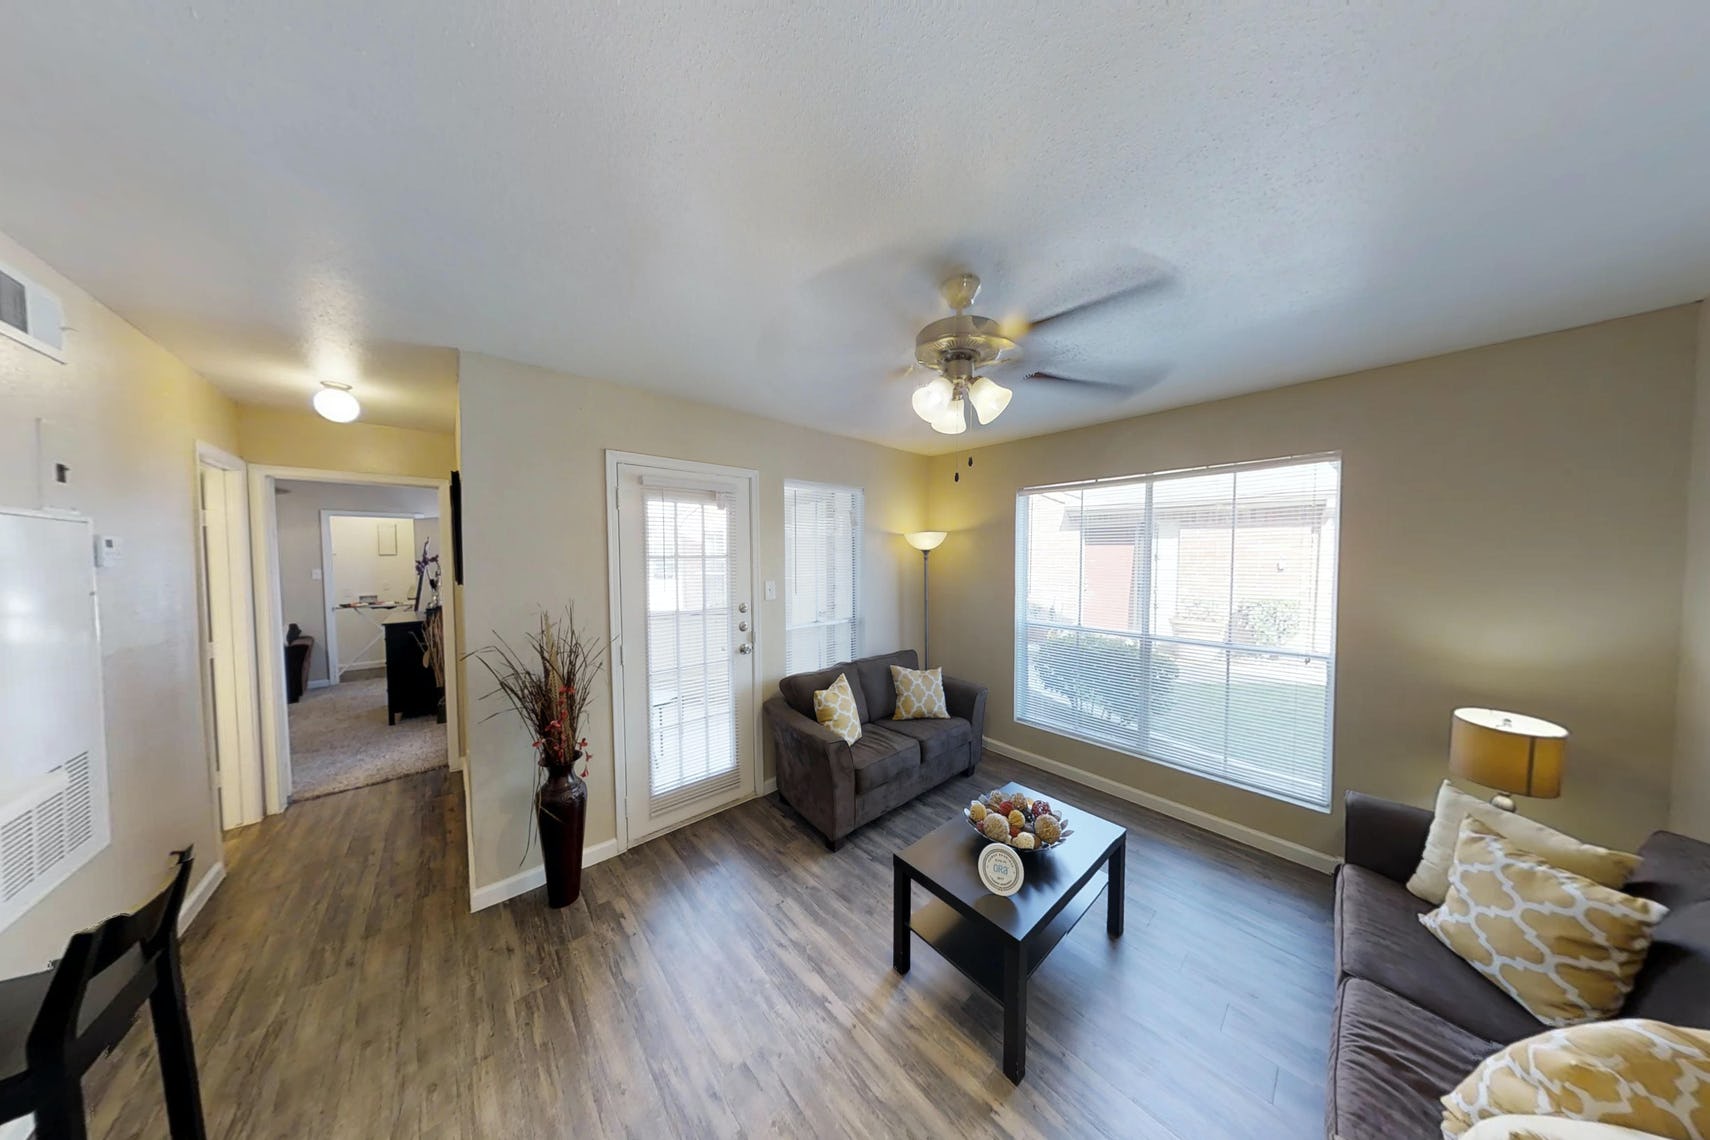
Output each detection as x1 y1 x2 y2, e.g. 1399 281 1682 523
275 480 438 683
329 514 418 672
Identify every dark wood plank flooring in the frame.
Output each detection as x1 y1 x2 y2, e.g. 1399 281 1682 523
81 752 1334 1138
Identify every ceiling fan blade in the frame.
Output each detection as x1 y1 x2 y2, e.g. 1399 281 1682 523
1018 277 1172 336
1026 370 1150 392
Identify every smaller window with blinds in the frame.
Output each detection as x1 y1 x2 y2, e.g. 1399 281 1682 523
784 481 863 673
1015 454 1341 810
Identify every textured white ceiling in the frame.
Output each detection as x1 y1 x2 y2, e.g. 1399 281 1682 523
2 3 1708 451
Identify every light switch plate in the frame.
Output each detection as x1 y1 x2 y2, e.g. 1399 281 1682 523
764 579 777 601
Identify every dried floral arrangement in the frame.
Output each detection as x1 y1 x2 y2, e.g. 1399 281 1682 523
473 607 606 778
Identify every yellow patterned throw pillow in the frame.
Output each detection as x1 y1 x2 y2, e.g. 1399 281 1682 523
813 673 862 744
1420 819 1667 1027
890 664 949 720
1442 1020 1710 1139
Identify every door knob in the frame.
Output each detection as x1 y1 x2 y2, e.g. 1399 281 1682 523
737 643 753 655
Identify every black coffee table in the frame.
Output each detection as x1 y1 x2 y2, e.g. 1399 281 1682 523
892 781 1127 1083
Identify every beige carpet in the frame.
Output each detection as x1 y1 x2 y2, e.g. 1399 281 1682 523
288 677 446 800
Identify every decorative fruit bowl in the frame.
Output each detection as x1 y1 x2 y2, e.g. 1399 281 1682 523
964 789 1073 853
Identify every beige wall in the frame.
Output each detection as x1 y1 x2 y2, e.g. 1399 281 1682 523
1674 301 1710 841
927 307 1700 859
458 352 930 895
237 404 454 479
0 230 238 973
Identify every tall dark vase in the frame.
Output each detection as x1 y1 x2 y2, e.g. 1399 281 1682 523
537 751 588 908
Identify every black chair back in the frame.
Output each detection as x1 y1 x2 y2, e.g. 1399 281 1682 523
28 848 192 1076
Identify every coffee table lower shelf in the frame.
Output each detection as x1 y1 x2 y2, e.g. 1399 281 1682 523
908 873 1108 1000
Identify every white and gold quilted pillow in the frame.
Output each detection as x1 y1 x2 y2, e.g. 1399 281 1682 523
813 673 862 744
1443 1020 1710 1139
1420 818 1667 1027
890 664 949 720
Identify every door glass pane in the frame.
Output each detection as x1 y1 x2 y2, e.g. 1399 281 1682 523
644 489 736 799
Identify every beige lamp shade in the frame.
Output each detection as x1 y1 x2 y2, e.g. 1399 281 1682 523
905 531 947 552
1449 707 1567 800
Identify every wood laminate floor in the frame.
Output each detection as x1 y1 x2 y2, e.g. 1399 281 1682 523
82 752 1334 1139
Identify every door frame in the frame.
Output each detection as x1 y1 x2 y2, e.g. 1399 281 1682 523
193 442 265 830
604 450 763 855
319 508 430 682
249 465 462 816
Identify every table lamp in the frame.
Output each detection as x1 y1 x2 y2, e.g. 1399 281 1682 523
904 531 947 666
1448 707 1567 811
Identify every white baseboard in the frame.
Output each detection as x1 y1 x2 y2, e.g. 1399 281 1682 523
307 678 332 690
983 736 1340 875
179 860 227 933
469 839 620 912
761 777 777 795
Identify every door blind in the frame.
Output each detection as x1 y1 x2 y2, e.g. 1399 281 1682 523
1014 455 1341 809
783 482 863 673
643 483 742 815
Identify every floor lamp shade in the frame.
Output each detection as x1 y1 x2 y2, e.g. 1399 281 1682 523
1449 707 1567 800
905 531 947 552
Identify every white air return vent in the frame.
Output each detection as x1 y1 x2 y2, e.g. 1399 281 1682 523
0 511 110 932
0 261 67 360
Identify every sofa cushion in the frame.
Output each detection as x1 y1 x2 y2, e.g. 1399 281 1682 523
1328 977 1499 1140
779 663 869 724
1419 819 1667 1028
884 716 971 764
1337 865 1544 1045
854 650 918 722
1620 831 1710 1029
851 724 920 795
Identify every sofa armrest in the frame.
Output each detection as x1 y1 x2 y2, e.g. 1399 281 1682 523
942 676 988 767
1343 791 1433 884
763 696 856 842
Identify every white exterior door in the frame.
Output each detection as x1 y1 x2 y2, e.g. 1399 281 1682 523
614 460 757 843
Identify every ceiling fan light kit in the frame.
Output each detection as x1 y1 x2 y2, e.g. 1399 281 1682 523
905 271 1147 435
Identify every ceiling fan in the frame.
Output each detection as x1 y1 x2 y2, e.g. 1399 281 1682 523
907 271 1161 435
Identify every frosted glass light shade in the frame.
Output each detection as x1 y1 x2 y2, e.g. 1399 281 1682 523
1449 707 1567 799
930 398 967 434
911 376 954 422
313 383 361 423
905 531 947 552
967 376 1012 424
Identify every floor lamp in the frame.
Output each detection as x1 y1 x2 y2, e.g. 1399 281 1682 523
905 531 947 666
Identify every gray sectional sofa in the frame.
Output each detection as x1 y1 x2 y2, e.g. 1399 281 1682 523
763 650 987 849
1330 791 1710 1139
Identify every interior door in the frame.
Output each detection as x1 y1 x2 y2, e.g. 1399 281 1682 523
198 464 243 829
615 461 756 842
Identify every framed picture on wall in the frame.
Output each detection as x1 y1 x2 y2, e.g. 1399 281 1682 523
377 522 398 556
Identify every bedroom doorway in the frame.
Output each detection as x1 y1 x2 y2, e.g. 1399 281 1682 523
249 467 461 812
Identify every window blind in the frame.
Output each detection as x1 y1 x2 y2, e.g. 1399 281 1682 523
1014 455 1340 809
783 482 863 673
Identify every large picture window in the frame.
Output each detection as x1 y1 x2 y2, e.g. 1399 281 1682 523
1015 455 1340 809
784 481 863 673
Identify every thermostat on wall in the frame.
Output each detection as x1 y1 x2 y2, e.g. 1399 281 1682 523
93 534 125 567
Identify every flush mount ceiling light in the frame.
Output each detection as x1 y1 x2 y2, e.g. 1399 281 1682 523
312 380 361 423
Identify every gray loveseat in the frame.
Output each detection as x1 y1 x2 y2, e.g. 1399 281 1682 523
1329 791 1710 1139
764 650 987 849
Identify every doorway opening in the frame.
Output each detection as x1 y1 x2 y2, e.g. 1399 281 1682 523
251 469 461 810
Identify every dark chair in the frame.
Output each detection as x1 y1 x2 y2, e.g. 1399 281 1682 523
285 629 315 704
0 848 207 1140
